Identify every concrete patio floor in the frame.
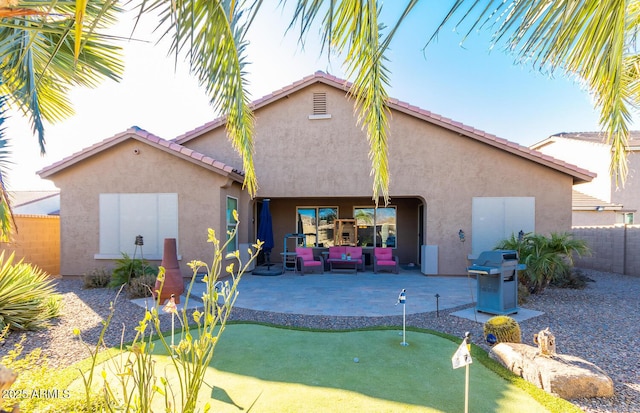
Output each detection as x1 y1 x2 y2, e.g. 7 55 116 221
131 269 544 322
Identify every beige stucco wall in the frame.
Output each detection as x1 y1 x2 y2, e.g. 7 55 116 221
46 138 245 276
1 215 60 276
535 138 612 201
186 83 574 274
611 148 639 213
572 211 619 226
535 137 639 223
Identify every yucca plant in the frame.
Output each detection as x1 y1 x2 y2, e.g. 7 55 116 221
0 251 62 330
496 232 590 294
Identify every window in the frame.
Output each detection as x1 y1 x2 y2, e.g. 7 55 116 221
97 193 178 259
354 206 397 247
617 212 634 225
296 207 338 247
226 196 238 253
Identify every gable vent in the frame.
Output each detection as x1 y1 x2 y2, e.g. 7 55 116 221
309 92 332 120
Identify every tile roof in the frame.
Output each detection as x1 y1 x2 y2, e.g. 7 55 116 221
9 190 59 208
174 71 595 184
540 131 640 147
37 126 244 182
572 189 625 211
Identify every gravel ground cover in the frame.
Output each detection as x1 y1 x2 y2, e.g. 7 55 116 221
1 269 637 413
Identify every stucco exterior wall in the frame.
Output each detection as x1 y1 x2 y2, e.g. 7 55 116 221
611 148 639 213
0 215 60 276
535 138 612 201
572 210 619 226
534 137 640 222
48 139 242 276
187 83 574 274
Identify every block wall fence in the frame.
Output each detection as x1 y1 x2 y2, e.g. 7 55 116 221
0 215 60 276
572 225 640 276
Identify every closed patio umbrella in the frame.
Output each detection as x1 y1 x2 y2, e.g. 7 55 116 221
257 199 275 268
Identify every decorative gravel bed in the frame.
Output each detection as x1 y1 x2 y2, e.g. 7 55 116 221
1 269 637 413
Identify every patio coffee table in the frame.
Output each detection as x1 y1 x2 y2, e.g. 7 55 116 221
329 259 359 273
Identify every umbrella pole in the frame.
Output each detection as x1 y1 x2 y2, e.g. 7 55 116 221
265 251 272 269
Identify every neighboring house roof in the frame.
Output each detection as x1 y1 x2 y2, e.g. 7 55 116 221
533 131 640 149
37 126 245 182
572 189 625 212
10 190 60 215
174 71 595 184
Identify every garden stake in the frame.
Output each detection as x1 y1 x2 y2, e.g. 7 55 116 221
162 294 178 354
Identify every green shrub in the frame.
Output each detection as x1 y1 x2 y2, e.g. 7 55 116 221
83 268 112 289
0 252 62 330
495 232 590 294
484 315 521 344
126 273 157 299
108 253 158 288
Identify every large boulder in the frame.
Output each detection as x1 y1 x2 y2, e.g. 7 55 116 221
490 343 614 400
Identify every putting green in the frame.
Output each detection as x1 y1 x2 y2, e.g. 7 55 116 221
147 324 553 412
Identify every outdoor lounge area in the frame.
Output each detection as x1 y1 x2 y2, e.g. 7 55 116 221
277 245 399 275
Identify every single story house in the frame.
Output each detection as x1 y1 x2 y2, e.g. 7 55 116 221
531 131 640 226
38 72 594 276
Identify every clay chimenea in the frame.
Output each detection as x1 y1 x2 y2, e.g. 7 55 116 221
154 238 184 304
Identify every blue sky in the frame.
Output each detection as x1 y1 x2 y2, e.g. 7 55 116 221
6 2 614 190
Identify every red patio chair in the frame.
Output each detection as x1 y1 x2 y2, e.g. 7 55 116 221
373 247 399 274
295 247 324 274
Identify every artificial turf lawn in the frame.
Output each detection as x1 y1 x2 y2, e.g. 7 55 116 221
146 324 553 412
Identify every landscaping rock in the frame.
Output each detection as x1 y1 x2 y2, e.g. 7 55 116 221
490 343 614 400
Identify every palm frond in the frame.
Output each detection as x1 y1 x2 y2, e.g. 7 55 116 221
286 0 392 205
429 0 639 187
0 94 16 242
0 0 124 153
144 0 260 196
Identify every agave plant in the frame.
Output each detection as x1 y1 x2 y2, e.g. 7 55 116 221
495 232 590 294
0 251 61 330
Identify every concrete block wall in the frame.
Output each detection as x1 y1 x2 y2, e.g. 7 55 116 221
0 215 60 276
572 225 640 276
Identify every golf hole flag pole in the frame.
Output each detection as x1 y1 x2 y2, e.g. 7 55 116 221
452 332 472 413
396 289 408 346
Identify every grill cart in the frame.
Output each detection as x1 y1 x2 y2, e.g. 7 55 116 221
467 250 525 315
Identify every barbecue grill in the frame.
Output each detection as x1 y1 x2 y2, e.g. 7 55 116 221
468 250 525 315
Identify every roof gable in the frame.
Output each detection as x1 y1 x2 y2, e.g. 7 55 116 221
174 71 595 184
38 126 244 182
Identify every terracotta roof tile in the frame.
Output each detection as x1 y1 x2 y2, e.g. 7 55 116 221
572 189 624 210
38 126 243 181
172 72 595 183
